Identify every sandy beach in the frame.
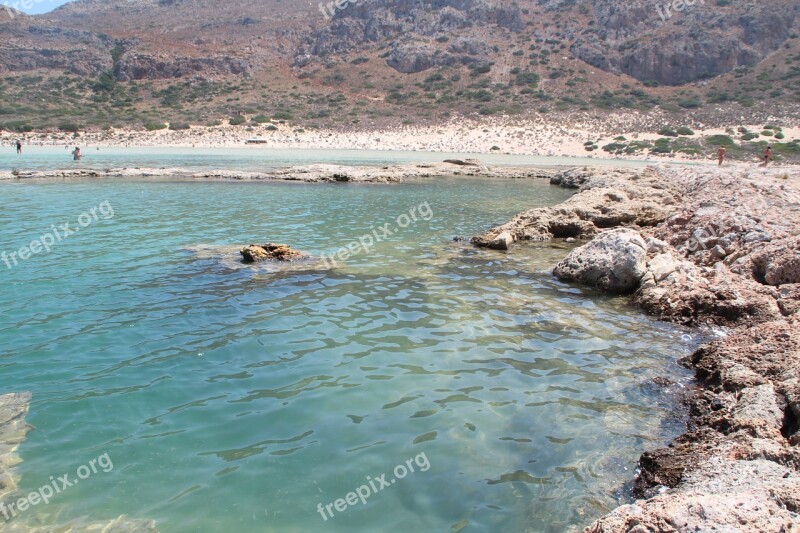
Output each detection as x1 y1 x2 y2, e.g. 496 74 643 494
4 117 799 164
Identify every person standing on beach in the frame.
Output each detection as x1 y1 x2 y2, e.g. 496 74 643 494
15 140 22 154
762 146 773 167
717 146 726 166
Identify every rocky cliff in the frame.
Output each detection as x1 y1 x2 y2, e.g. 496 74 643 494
2 0 798 85
569 0 800 85
1 0 799 132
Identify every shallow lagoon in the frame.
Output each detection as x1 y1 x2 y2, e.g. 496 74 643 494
0 172 693 532
0 145 671 173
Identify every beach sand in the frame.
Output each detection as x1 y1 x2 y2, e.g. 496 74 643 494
4 118 798 164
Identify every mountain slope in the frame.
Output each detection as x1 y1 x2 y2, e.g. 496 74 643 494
0 0 799 133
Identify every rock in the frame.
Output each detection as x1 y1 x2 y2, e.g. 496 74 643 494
744 231 771 244
240 243 306 263
447 37 488 56
553 228 647 293
784 382 800 439
385 41 452 74
565 237 576 243
777 284 800 317
489 231 515 251
646 237 668 255
115 53 249 81
586 458 800 533
549 167 594 188
648 252 680 283
751 236 800 286
711 244 727 260
474 167 679 247
635 260 782 326
443 159 481 167
729 383 785 438
302 0 521 64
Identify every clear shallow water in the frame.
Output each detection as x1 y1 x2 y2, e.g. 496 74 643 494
0 176 693 532
0 146 667 172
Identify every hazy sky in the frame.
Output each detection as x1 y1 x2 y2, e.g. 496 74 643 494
7 0 73 15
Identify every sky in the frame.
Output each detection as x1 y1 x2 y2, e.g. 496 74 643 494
5 0 73 15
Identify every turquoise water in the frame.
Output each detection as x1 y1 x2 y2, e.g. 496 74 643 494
1 146 667 172
0 174 692 532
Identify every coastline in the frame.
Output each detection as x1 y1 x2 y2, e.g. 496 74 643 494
2 157 798 529
473 165 800 530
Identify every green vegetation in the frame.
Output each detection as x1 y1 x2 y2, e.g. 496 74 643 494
705 134 735 147
58 122 82 132
0 34 798 140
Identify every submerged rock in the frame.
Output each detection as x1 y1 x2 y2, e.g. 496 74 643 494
0 393 158 532
553 228 647 294
240 243 306 263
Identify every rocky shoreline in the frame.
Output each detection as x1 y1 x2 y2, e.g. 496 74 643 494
474 165 800 530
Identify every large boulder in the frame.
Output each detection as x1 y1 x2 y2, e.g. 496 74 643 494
553 228 647 293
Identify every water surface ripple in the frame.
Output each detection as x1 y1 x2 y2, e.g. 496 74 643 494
0 176 692 532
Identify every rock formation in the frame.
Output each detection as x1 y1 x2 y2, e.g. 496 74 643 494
240 243 306 263
301 0 523 72
472 167 679 248
474 164 800 532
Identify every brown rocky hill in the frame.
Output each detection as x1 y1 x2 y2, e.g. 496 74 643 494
566 0 798 86
0 0 799 132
